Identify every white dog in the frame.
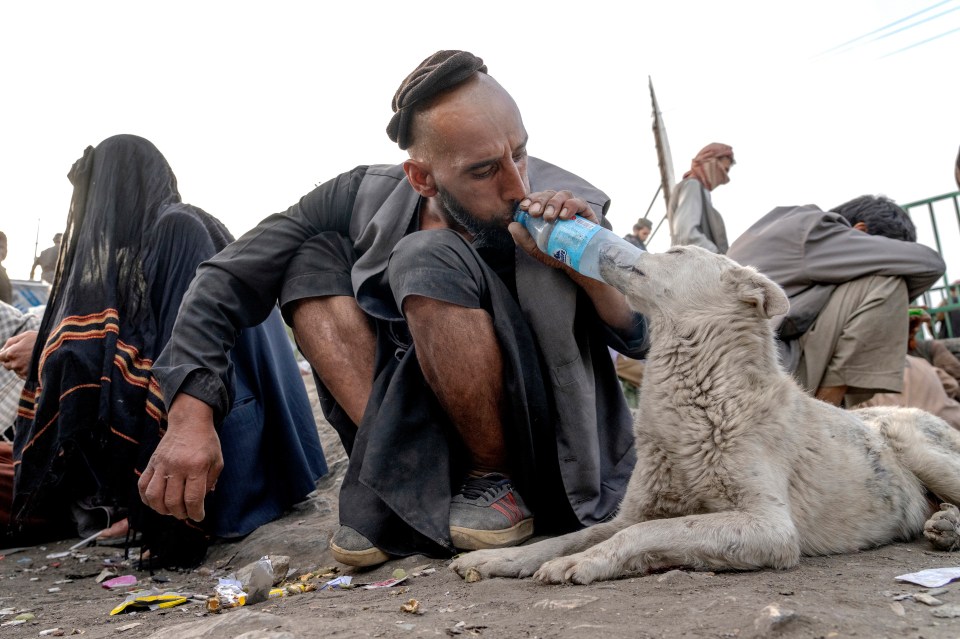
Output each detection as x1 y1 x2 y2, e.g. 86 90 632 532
451 245 960 585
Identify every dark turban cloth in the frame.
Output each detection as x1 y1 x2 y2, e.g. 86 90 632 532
386 50 487 150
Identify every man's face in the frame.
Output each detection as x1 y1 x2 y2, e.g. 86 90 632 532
637 226 651 242
421 80 530 235
0 238 6 262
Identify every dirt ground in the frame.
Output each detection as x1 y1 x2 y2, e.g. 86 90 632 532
4 377 960 639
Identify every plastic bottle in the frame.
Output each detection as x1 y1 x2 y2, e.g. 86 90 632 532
514 209 645 284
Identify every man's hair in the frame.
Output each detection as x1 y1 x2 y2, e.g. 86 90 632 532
54 233 63 242
831 194 917 242
386 50 487 150
634 218 652 231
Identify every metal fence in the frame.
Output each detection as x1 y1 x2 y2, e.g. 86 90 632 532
904 190 960 338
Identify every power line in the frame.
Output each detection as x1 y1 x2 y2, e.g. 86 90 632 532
881 24 960 56
817 0 955 55
867 3 960 43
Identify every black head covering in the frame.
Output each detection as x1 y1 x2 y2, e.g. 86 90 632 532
13 135 231 564
386 50 487 150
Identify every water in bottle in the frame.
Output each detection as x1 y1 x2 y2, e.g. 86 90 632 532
514 208 645 284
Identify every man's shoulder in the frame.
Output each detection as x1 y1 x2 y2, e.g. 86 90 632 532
528 157 610 217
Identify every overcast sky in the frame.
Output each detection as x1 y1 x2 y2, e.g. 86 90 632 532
2 1 958 289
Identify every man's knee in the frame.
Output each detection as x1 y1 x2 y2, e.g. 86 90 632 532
390 229 476 275
389 230 487 311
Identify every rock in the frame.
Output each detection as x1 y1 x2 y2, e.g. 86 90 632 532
656 569 691 583
913 592 944 606
752 603 797 635
932 604 960 619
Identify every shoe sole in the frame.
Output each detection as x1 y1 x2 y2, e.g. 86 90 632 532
329 541 390 568
450 518 534 551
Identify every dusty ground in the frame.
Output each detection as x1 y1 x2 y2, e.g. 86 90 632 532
4 377 960 639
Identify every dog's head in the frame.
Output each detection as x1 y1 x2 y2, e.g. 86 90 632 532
599 244 789 322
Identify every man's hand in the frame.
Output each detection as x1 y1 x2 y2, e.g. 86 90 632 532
0 330 38 379
519 190 598 224
138 394 223 522
510 191 638 335
509 190 599 274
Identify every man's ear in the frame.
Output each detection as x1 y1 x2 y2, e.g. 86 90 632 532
852 221 868 233
403 159 437 197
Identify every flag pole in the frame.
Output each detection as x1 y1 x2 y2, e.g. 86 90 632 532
647 77 675 243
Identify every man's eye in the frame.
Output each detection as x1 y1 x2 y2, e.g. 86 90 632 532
473 167 496 179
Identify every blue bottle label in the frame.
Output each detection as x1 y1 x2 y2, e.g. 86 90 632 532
546 217 602 270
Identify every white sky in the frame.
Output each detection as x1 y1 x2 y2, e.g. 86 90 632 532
2 1 959 292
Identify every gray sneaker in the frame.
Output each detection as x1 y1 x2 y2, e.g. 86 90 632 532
449 474 534 550
329 525 390 567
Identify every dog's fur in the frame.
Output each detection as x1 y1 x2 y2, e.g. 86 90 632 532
451 245 960 584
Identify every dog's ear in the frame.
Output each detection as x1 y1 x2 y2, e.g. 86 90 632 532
723 266 790 319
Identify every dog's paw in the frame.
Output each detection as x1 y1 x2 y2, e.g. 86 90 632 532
450 547 542 580
533 553 614 585
924 503 960 552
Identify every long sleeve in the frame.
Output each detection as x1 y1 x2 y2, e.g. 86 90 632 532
152 166 367 421
668 179 719 252
799 214 944 301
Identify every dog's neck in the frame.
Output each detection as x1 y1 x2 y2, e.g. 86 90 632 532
643 313 784 402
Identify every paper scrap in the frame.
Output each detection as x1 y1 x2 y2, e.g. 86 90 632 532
896 567 960 588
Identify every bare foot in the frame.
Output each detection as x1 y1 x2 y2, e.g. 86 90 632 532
98 517 129 540
924 503 960 551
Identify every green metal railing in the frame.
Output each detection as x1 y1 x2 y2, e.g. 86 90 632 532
904 191 960 337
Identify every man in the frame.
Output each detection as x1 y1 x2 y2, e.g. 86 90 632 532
0 233 11 305
30 233 62 284
139 51 647 567
668 143 734 254
624 218 651 251
728 195 945 407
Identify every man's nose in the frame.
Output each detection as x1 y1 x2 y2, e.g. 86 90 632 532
501 161 526 202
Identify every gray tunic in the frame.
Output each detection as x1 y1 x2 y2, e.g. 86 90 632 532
154 157 646 555
728 205 945 370
667 178 729 254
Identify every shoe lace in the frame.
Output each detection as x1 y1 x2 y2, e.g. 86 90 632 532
458 475 509 501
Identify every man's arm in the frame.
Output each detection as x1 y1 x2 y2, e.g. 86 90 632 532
140 167 365 522
802 214 946 300
511 191 645 343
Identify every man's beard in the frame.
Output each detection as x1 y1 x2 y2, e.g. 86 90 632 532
436 186 515 252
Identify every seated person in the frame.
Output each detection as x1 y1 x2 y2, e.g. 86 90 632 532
140 50 648 568
0 302 39 433
668 143 734 254
858 310 960 430
8 135 327 565
727 195 945 407
909 310 960 399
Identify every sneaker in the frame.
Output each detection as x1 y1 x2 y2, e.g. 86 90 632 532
330 525 390 567
449 473 534 550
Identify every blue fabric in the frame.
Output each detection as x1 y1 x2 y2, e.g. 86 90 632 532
212 307 326 538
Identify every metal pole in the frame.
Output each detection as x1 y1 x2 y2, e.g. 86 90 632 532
32 218 40 281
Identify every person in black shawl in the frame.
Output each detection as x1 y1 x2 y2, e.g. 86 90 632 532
11 135 327 564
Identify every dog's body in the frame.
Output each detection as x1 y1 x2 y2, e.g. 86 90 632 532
452 246 960 584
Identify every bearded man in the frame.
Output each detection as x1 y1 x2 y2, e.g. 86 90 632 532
140 50 648 567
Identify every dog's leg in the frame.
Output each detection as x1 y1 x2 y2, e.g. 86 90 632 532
534 510 800 585
925 503 960 551
450 518 630 579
